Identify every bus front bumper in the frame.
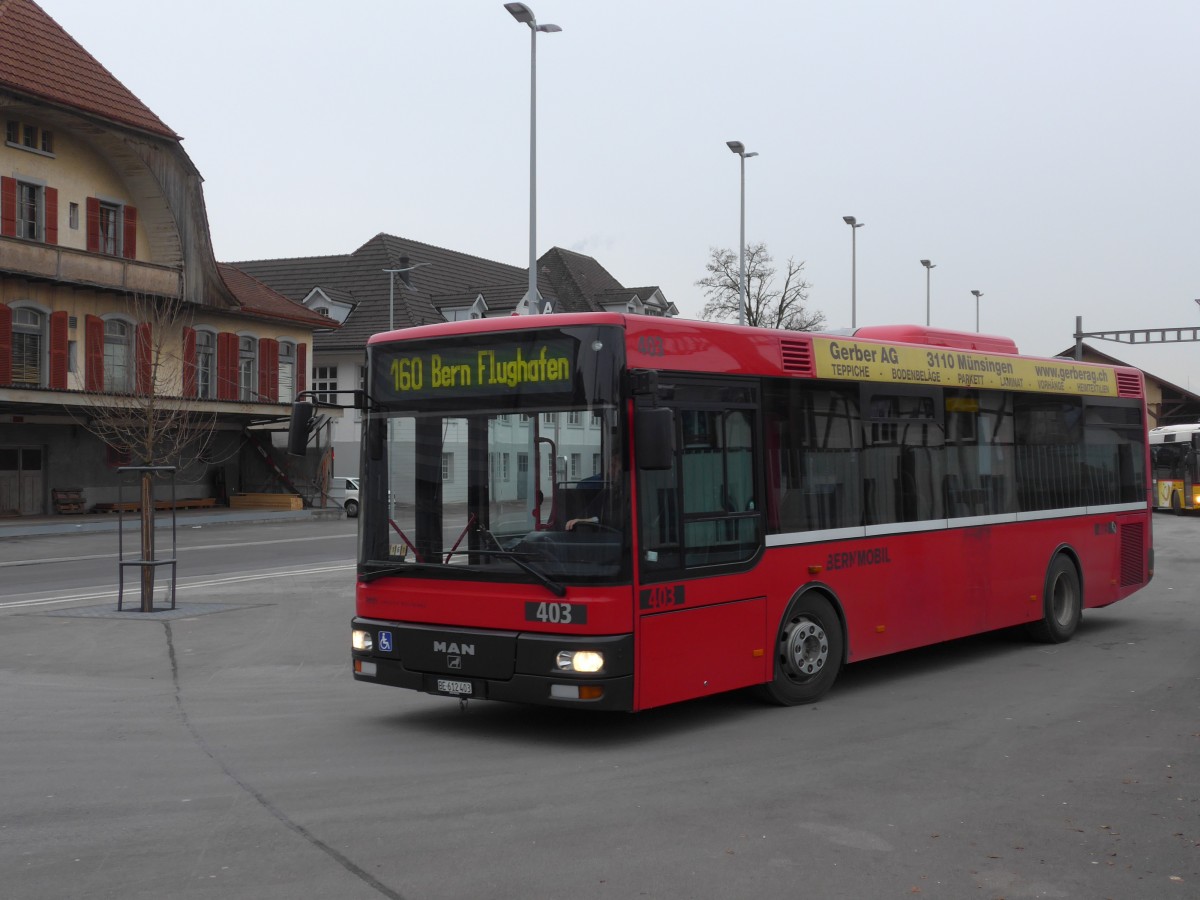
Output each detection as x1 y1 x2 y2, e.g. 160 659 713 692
351 618 635 711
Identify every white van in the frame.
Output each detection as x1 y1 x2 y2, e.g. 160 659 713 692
329 476 360 517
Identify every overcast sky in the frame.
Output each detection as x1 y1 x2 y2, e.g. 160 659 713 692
45 0 1200 387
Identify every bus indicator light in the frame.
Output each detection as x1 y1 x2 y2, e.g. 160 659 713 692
808 565 823 575
550 684 605 701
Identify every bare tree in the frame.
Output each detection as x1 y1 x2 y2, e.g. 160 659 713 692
73 292 219 611
696 243 825 331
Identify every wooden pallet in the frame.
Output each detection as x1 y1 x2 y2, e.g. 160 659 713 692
228 493 303 511
52 488 86 515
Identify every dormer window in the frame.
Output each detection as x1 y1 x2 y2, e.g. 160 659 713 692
1 176 57 244
86 197 136 259
5 119 55 157
315 307 330 317
97 202 119 255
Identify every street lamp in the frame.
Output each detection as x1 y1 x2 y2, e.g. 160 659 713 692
727 140 758 326
383 257 431 331
971 290 984 332
920 259 936 326
843 216 864 328
505 3 561 315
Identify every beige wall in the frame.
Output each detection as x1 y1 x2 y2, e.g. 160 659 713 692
2 124 153 262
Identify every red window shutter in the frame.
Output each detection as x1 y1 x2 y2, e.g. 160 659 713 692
258 338 278 402
216 331 237 400
44 186 58 245
268 341 279 401
182 327 197 398
0 177 15 238
135 322 152 394
0 303 12 384
86 197 100 253
296 342 307 394
122 205 137 259
85 314 104 391
49 311 68 389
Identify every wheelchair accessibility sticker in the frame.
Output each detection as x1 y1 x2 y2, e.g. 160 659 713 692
378 631 393 652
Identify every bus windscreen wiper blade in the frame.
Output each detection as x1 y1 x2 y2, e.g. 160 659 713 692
468 528 567 597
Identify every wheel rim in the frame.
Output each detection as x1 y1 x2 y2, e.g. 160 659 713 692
781 615 829 682
1049 572 1077 627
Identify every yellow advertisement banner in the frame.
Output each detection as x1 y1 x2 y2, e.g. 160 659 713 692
812 339 1117 397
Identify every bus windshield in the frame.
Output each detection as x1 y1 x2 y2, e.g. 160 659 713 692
358 324 630 584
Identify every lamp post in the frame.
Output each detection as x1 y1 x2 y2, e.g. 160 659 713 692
727 140 758 326
971 290 984 332
843 216 864 328
383 257 431 331
505 3 561 315
920 259 936 326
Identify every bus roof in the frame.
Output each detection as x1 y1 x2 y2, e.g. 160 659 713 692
367 314 1145 401
1149 423 1200 438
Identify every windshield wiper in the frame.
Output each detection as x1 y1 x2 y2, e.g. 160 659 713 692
360 563 414 583
457 528 567 597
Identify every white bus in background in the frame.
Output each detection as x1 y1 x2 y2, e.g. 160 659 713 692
1149 423 1200 512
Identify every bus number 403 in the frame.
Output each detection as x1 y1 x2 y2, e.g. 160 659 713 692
526 601 586 625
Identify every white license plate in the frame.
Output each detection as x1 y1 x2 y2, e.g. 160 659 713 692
436 679 473 696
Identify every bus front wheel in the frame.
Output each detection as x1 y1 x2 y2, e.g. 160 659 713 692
759 593 844 706
1027 554 1081 643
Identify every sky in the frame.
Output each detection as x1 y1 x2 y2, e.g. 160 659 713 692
42 0 1200 388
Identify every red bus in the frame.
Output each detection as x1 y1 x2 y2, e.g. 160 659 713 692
292 314 1153 711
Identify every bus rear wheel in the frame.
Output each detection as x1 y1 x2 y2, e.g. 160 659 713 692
1027 554 1081 643
759 593 844 706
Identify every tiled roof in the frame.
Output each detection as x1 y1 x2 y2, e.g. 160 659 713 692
0 0 177 139
218 264 337 329
537 247 626 313
231 234 673 351
230 233 539 351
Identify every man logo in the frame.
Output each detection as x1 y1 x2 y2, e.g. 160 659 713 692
432 641 475 656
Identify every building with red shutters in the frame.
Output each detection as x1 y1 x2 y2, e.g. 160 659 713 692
0 0 335 515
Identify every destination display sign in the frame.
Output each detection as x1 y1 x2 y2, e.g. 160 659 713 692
813 339 1117 397
374 339 577 402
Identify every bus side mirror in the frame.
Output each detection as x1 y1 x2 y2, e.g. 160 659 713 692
635 407 674 470
287 401 315 456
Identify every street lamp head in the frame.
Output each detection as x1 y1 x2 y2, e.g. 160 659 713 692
504 2 534 24
920 259 935 269
726 140 745 154
971 290 983 299
843 215 856 225
537 22 561 32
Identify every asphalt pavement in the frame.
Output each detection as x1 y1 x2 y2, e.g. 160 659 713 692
2 511 1196 900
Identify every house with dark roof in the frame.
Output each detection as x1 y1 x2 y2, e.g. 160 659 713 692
0 0 335 515
231 236 675 465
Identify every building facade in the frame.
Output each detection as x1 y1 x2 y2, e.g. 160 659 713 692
234 237 676 473
0 0 334 516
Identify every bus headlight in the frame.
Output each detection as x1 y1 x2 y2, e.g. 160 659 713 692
556 650 605 673
352 629 373 652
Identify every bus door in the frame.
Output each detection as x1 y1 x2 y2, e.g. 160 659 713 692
632 377 767 710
